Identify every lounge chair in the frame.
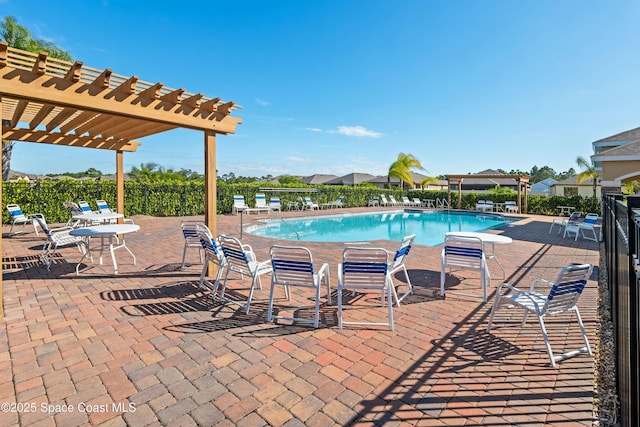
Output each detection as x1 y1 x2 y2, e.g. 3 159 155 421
368 196 379 207
401 196 414 206
549 211 581 234
268 245 331 328
412 198 423 207
379 195 390 206
565 213 599 241
388 195 401 206
441 235 491 302
232 195 249 215
6 203 44 236
338 247 394 331
251 193 271 214
302 197 319 210
321 196 344 209
504 201 518 213
487 263 593 367
269 197 281 212
34 216 89 270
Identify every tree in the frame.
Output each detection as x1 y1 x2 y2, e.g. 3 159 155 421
388 153 425 189
575 156 600 198
1 16 72 179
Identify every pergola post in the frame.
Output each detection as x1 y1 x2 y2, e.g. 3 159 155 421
204 130 217 277
116 150 124 220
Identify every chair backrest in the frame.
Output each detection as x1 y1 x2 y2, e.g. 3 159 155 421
96 199 112 213
380 195 388 203
78 201 93 213
442 235 485 269
341 247 389 290
413 198 421 204
391 234 415 269
582 213 599 225
219 235 253 275
196 223 223 262
477 200 486 205
336 196 343 203
566 211 582 225
63 201 82 215
304 197 314 204
543 263 593 315
7 204 26 220
389 196 398 203
269 197 281 208
34 216 50 236
402 197 411 203
372 196 379 202
256 193 267 207
270 245 316 288
233 195 246 207
181 220 202 243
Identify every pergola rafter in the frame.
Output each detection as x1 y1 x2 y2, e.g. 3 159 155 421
0 42 242 321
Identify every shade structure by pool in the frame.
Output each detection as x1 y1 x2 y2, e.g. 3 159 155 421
247 210 517 246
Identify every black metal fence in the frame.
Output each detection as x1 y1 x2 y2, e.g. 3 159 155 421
602 194 640 426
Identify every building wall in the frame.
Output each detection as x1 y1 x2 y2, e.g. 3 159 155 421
552 184 601 198
601 160 640 181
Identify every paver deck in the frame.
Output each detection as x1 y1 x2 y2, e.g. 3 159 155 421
1 207 600 426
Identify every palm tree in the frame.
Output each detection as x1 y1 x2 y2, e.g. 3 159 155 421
388 153 425 189
1 16 72 180
575 156 600 198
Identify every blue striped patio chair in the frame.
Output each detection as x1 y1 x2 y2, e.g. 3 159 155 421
180 220 204 270
268 245 331 328
440 235 490 302
6 203 44 236
195 224 226 294
387 234 415 305
338 247 394 331
487 263 593 367
217 235 273 314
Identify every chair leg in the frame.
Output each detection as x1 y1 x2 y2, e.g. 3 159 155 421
536 315 557 368
337 286 344 329
181 244 188 271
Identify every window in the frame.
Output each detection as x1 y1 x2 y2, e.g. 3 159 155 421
563 187 578 197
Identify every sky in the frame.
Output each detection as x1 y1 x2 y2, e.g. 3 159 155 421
2 0 640 179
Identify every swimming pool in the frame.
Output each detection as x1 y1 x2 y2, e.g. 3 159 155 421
247 210 517 246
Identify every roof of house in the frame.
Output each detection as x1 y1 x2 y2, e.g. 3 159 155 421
592 139 640 160
553 176 596 186
301 174 339 185
593 127 640 144
367 172 430 185
325 173 377 186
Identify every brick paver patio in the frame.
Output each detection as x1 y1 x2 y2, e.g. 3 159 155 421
1 207 600 426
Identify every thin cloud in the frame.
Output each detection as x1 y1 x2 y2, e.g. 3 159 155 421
306 125 383 138
255 98 269 107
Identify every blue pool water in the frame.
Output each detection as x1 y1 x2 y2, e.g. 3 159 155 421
247 210 517 246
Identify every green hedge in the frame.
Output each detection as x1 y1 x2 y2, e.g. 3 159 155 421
2 180 602 224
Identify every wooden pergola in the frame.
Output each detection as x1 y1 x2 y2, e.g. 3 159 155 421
0 42 242 320
445 173 530 213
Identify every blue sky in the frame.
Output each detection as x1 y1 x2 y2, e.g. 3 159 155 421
3 0 640 178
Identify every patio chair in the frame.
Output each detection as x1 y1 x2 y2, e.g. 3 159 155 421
180 220 204 270
379 195 390 206
441 235 491 302
6 203 44 236
401 196 414 206
387 234 415 305
217 234 273 313
232 195 249 215
268 245 331 328
95 199 134 224
269 197 281 212
505 201 518 214
303 197 319 210
577 213 600 242
195 223 227 293
78 200 96 214
487 263 593 367
388 195 401 206
368 196 379 207
562 213 590 240
253 193 271 213
321 196 344 209
34 216 89 270
412 198 423 207
338 247 394 330
549 211 581 234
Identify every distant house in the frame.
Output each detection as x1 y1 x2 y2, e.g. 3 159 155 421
367 172 434 189
591 127 640 194
447 169 524 193
551 176 600 198
301 174 339 185
530 178 558 196
325 173 376 186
